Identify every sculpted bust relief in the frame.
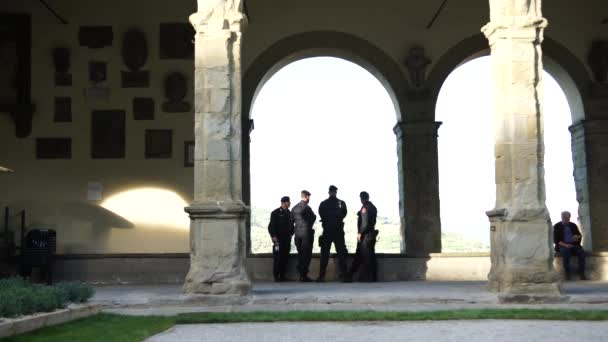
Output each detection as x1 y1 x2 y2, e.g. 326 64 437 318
194 0 244 31
490 0 541 19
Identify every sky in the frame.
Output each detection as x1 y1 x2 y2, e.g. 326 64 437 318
250 56 578 244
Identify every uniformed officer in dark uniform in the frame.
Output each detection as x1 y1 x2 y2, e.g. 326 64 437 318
346 191 378 282
268 196 294 282
291 190 316 282
317 185 348 282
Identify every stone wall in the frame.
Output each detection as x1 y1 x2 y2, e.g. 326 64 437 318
46 254 608 284
0 0 195 254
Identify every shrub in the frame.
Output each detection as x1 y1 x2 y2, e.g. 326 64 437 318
0 278 94 318
56 282 95 303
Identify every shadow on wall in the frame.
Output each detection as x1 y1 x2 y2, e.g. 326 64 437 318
5 200 134 253
5 187 191 254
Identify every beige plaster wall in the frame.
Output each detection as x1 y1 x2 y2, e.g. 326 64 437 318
0 0 196 254
1 0 606 255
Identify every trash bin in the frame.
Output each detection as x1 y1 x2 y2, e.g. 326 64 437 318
20 228 56 284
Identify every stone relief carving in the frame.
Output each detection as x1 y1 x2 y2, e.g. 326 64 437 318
86 62 110 101
192 0 246 32
89 61 106 83
78 26 113 48
52 47 71 86
162 72 191 113
588 41 608 83
54 97 71 122
404 46 431 89
121 28 149 87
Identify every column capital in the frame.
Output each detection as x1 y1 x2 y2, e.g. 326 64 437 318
569 119 608 136
190 0 247 34
393 121 442 139
481 17 547 45
185 201 249 219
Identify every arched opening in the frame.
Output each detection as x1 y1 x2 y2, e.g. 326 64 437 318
436 56 581 252
248 57 401 255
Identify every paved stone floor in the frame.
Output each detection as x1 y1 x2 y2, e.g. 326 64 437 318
146 321 608 342
92 281 608 315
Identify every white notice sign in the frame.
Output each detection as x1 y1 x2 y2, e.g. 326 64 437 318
87 182 103 201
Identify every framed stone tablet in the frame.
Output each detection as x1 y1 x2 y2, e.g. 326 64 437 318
36 138 71 159
54 97 71 122
145 129 172 159
133 97 154 120
78 26 113 48
184 140 194 167
53 47 72 86
91 110 125 158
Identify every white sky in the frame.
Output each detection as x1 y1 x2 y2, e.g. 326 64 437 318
250 56 578 244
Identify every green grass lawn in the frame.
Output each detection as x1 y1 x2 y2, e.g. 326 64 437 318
1 314 174 342
4 309 608 342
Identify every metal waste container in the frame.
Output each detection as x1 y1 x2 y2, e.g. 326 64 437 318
20 228 56 284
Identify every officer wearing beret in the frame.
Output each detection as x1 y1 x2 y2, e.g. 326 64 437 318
317 185 348 282
346 191 378 282
268 196 294 282
291 190 316 282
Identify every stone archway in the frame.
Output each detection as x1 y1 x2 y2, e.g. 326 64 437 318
241 31 412 255
427 33 596 253
184 0 603 297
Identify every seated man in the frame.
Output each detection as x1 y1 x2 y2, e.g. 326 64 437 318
553 211 587 280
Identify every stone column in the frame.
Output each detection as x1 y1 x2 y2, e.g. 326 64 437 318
394 120 442 256
482 0 561 298
570 118 608 252
183 1 250 295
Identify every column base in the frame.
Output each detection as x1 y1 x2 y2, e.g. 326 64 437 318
182 201 251 296
487 208 562 298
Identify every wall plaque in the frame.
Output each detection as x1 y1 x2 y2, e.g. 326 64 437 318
145 129 172 159
36 138 71 159
91 110 125 158
78 26 113 48
54 97 71 122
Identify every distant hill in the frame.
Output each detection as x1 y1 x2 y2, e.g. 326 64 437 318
251 207 489 254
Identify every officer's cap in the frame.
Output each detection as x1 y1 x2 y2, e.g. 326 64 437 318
281 196 290 203
301 190 311 196
328 185 338 192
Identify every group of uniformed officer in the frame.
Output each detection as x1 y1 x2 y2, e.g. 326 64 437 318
267 185 378 283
